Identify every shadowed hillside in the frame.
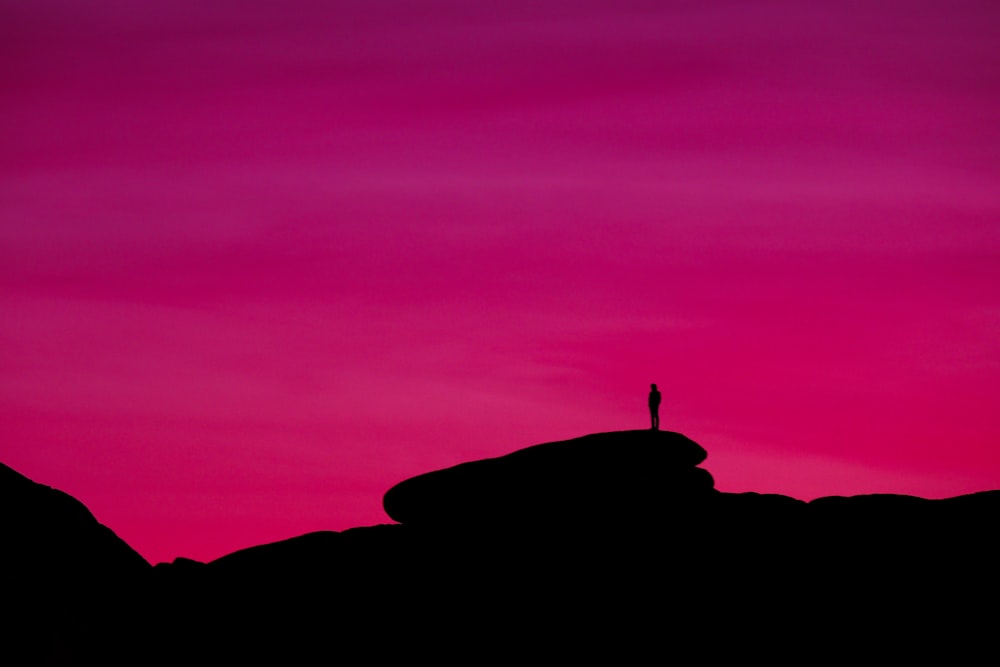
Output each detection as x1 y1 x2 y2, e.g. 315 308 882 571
1 462 151 664
3 430 997 664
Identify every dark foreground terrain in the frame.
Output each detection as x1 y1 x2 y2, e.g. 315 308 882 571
5 430 998 664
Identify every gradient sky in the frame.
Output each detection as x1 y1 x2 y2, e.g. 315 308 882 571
3 1 999 566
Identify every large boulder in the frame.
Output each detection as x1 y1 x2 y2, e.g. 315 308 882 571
383 429 715 526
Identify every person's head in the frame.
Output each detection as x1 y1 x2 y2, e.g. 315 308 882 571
651 383 657 390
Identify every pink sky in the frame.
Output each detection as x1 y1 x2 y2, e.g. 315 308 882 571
3 1 999 565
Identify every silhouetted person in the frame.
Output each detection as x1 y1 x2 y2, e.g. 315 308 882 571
648 383 661 430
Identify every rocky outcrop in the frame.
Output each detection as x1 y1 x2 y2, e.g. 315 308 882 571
383 430 715 525
1 463 151 577
3 430 998 664
1 462 152 664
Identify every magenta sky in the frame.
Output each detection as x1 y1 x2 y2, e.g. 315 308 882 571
3 1 999 565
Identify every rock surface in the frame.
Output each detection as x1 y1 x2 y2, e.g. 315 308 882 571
1 463 150 576
3 430 998 664
1 462 152 664
383 430 715 525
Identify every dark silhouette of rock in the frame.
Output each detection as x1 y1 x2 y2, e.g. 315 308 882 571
3 430 998 664
383 430 714 525
1 462 151 664
1 463 151 575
